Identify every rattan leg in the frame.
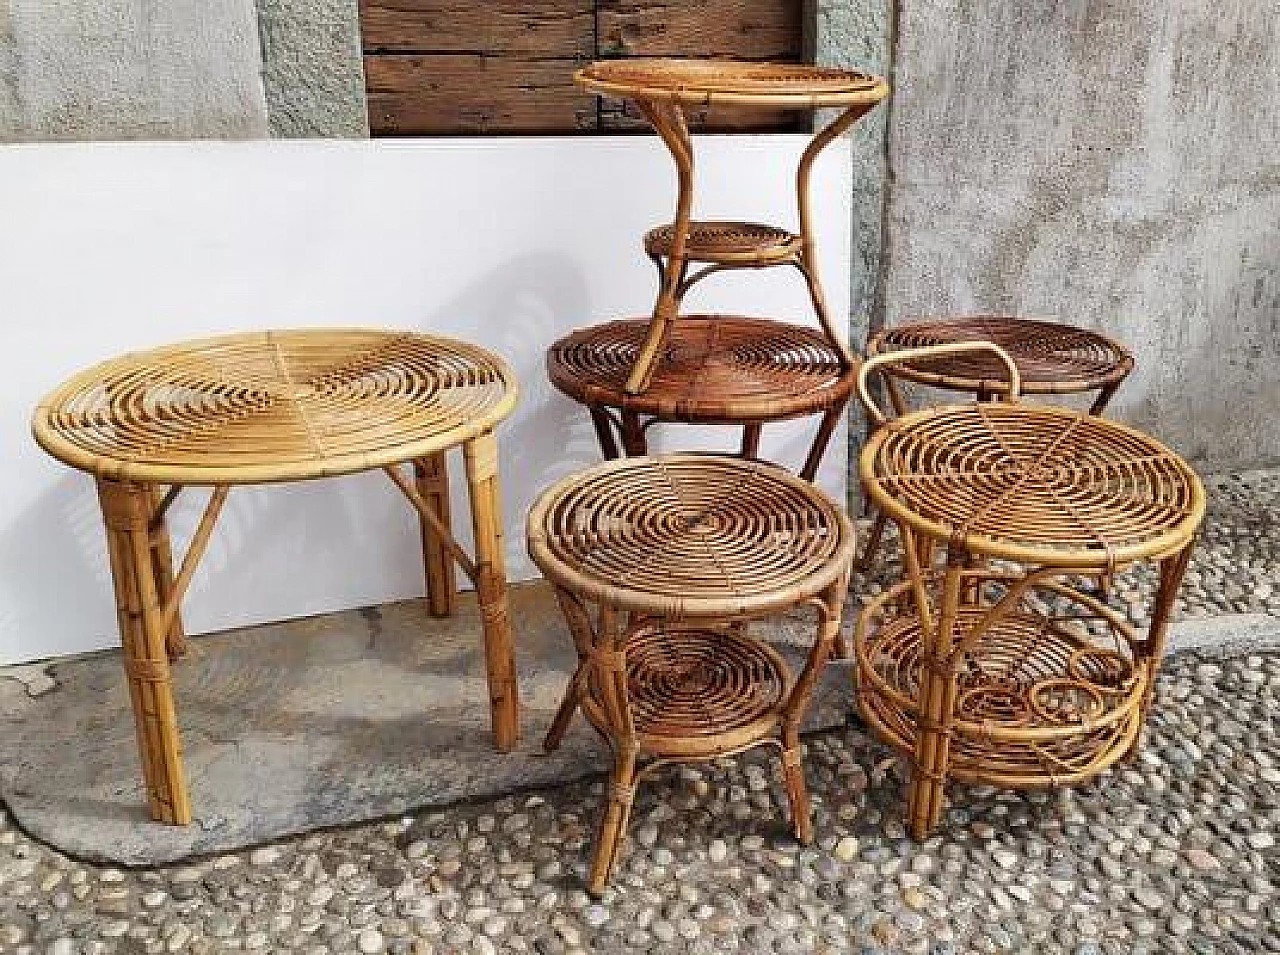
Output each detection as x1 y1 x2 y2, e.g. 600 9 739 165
740 423 763 460
587 610 639 895
98 479 191 825
856 509 889 572
620 412 647 456
907 558 962 840
148 487 186 660
1128 540 1195 757
780 578 848 842
464 432 519 751
415 452 457 618
544 588 598 752
588 760 637 896
799 398 848 482
588 406 621 460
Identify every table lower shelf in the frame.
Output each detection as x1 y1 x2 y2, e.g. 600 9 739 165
855 577 1147 789
580 624 791 760
644 220 802 266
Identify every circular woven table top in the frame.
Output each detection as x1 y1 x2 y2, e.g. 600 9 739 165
576 58 889 110
527 454 856 617
644 221 801 265
869 316 1133 395
860 403 1204 567
32 329 518 484
547 316 856 422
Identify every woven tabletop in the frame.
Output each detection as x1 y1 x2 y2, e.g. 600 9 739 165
869 316 1133 395
576 58 889 109
33 329 517 484
547 316 855 422
527 454 856 616
860 403 1204 567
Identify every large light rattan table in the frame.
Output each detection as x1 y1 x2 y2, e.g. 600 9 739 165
32 329 519 825
854 346 1205 839
528 454 856 894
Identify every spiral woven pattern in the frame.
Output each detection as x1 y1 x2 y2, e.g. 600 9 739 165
870 316 1133 395
32 329 516 483
528 454 855 616
856 588 1145 787
644 221 801 265
576 58 888 108
548 316 855 421
616 625 789 743
862 403 1204 566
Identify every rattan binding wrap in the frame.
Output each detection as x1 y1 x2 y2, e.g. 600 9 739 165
861 403 1205 568
856 575 1145 789
547 316 855 423
576 58 889 109
32 329 517 484
644 221 801 265
869 316 1134 397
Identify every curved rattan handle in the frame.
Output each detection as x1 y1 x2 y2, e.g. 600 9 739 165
857 342 1022 426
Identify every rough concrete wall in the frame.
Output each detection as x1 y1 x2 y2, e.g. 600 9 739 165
256 0 368 138
0 0 269 140
814 0 893 349
880 0 1280 468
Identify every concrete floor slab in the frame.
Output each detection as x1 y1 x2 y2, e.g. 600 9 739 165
0 581 856 866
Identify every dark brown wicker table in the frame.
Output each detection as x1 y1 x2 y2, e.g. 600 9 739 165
853 345 1204 839
528 454 856 894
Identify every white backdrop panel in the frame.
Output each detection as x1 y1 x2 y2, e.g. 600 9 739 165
0 136 852 664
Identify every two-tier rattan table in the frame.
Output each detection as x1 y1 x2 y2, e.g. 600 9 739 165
556 59 888 477
32 329 520 825
853 346 1204 839
858 316 1135 567
528 454 856 894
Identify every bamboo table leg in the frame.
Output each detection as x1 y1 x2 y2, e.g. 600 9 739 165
149 487 187 660
98 479 192 825
464 431 520 751
415 451 457 617
1127 539 1195 758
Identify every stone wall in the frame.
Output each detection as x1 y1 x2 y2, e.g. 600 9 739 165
878 0 1280 467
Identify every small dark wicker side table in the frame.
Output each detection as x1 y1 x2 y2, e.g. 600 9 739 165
528 454 856 894
547 315 855 480
854 345 1204 839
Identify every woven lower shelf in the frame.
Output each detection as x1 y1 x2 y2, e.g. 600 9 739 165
644 221 802 266
580 624 791 760
855 578 1147 789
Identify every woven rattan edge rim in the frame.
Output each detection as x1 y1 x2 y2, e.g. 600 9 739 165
858 405 1207 567
31 327 520 485
527 453 857 616
574 68 891 110
642 221 803 264
545 317 859 421
866 318 1136 394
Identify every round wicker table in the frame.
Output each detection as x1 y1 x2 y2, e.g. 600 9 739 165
547 315 856 479
575 58 889 397
528 454 856 894
32 329 520 825
858 316 1136 569
855 351 1205 839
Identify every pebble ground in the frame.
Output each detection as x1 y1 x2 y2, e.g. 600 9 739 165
0 472 1275 955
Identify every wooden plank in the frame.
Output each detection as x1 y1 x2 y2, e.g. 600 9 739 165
596 0 803 60
595 0 805 133
365 55 595 135
359 0 594 57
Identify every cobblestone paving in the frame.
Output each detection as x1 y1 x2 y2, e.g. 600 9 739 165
0 473 1276 955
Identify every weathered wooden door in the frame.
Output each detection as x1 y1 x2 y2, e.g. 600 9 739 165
360 1 808 135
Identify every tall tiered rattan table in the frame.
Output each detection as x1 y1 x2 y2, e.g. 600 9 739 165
32 329 520 825
853 345 1204 839
528 454 856 894
557 59 888 477
858 315 1135 567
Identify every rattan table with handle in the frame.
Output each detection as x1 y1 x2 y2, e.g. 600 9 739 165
32 329 520 825
528 454 856 894
574 57 889 396
858 315 1135 569
854 343 1205 839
